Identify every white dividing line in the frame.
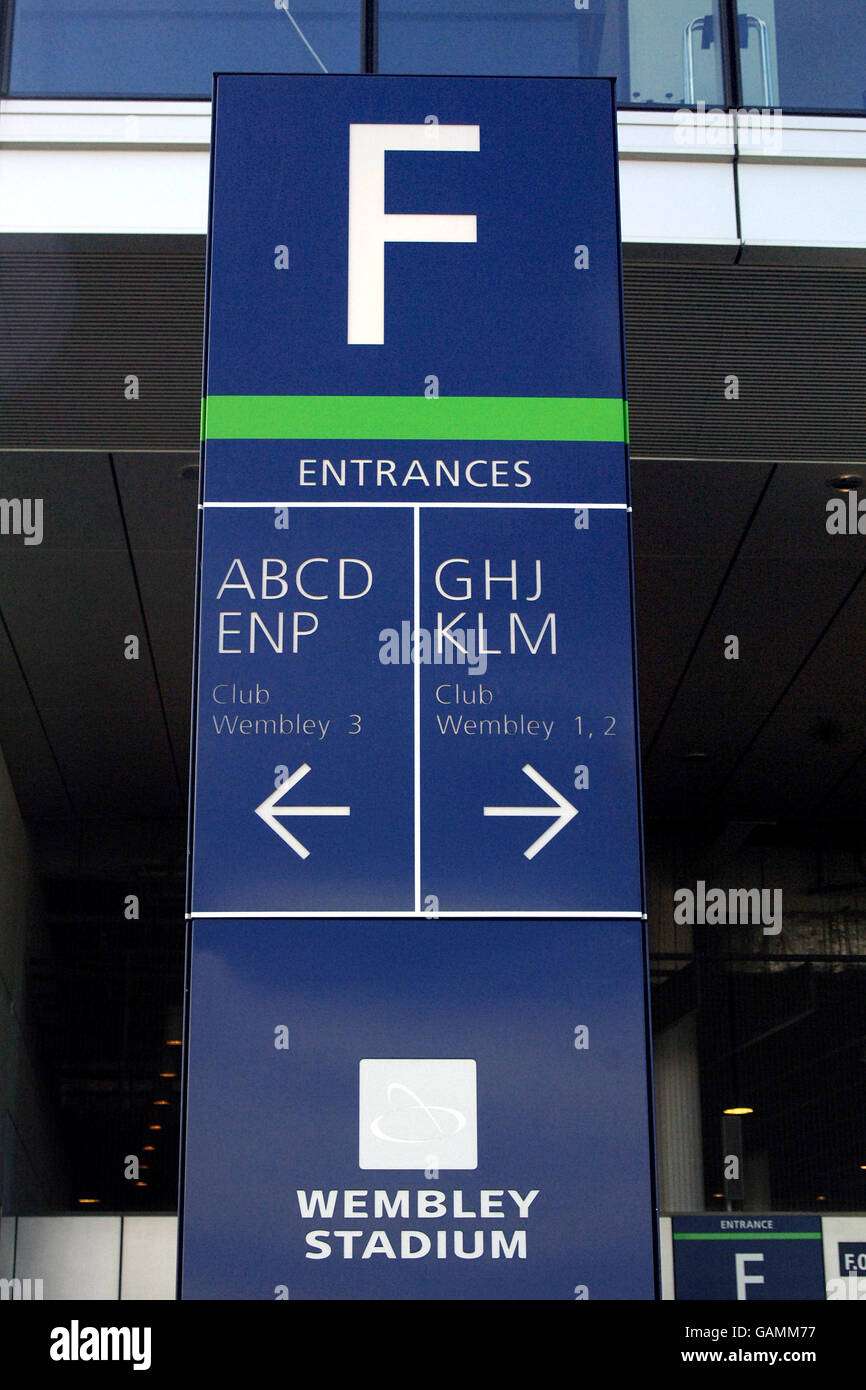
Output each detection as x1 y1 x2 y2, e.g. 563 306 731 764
200 501 630 510
413 503 421 913
187 910 646 919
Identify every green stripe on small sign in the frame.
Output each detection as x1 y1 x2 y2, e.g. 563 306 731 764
201 395 628 444
673 1233 821 1241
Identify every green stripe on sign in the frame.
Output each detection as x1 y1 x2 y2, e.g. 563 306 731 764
201 395 628 443
673 1233 822 1241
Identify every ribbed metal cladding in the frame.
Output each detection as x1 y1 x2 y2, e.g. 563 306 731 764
624 262 866 461
0 235 205 449
2 240 865 459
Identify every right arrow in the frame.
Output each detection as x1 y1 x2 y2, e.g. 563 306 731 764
483 763 578 860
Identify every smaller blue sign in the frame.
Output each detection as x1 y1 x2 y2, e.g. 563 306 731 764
673 1216 826 1301
191 505 415 912
203 439 628 508
205 76 623 402
419 505 641 912
181 918 656 1300
839 1242 866 1275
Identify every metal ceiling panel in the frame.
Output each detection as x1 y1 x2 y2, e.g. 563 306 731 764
0 449 182 815
640 462 866 819
113 453 198 773
631 458 774 745
625 263 866 462
0 614 70 819
0 547 180 814
0 235 204 450
720 573 866 818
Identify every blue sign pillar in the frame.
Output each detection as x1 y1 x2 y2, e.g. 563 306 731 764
181 74 657 1299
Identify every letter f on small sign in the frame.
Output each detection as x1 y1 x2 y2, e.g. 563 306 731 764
347 123 480 344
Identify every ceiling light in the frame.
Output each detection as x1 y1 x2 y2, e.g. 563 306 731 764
723 1106 753 1115
828 474 862 492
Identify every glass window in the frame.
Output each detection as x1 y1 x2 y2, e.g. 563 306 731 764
379 1 726 108
7 0 361 99
736 0 866 112
651 827 866 1214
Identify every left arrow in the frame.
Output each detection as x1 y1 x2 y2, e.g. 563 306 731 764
254 763 350 860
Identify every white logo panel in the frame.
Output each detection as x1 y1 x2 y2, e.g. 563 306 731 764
359 1059 478 1170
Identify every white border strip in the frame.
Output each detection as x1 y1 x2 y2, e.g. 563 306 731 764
187 910 646 919
413 503 421 913
659 1217 676 1300
201 500 629 510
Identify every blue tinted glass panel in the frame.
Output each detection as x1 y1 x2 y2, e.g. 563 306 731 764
736 1 866 112
8 1 360 97
379 1 725 108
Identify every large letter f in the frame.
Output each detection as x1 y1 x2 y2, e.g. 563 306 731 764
347 123 479 345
